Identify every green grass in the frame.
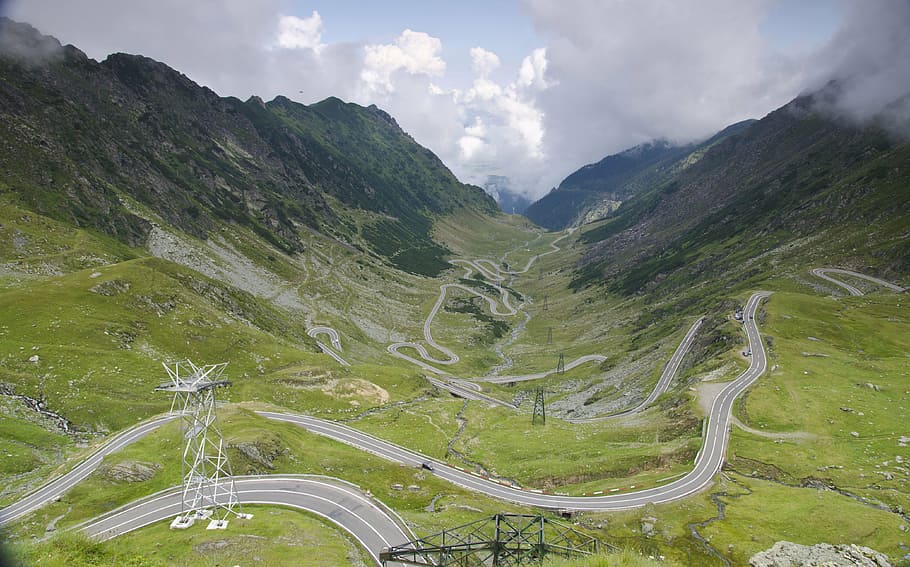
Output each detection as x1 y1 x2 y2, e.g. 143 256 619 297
728 290 910 516
11 505 370 566
543 548 677 567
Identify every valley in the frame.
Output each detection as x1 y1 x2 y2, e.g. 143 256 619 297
1 15 909 567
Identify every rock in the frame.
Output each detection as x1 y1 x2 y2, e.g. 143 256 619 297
90 279 130 296
641 516 657 537
232 441 280 471
27 355 39 363
898 436 910 447
103 461 160 482
862 383 881 391
750 541 891 567
390 483 403 491
851 431 860 438
407 485 421 492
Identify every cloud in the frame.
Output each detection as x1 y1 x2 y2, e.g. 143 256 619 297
806 0 910 137
520 0 812 195
361 29 445 93
470 46 500 77
13 0 904 203
517 48 548 90
276 11 324 52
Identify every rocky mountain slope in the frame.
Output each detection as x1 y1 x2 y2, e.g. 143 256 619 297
0 18 495 276
563 88 910 298
524 121 755 230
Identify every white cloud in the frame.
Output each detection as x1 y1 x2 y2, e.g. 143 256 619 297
276 11 325 52
361 29 446 93
470 46 500 77
805 1 910 137
518 0 810 195
517 47 549 90
466 77 502 102
458 134 485 160
22 0 899 202
464 116 486 138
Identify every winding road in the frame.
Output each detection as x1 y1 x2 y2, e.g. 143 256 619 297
7 267 904 559
258 293 770 511
307 326 351 366
388 230 589 372
566 316 705 423
75 476 411 565
810 267 905 296
0 414 177 526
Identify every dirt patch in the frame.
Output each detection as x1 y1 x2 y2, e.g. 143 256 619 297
696 380 728 416
320 379 390 404
731 416 818 441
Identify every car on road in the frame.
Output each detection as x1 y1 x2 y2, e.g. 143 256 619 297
421 461 435 471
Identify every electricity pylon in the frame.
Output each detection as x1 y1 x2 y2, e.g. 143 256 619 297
156 360 250 530
532 387 546 425
556 353 565 375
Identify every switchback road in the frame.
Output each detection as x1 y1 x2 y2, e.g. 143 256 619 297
810 268 905 296
259 291 771 511
75 475 410 565
307 326 351 366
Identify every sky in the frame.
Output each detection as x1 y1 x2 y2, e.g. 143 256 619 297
3 0 909 201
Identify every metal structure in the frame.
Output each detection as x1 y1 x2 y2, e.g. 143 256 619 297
542 295 548 311
155 360 248 529
545 327 553 345
380 513 601 566
556 353 565 375
532 388 546 425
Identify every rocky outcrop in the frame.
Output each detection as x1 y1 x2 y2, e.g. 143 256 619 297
749 541 891 567
103 460 161 482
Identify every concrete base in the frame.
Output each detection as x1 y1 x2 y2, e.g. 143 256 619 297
206 519 228 530
170 515 195 530
237 513 254 520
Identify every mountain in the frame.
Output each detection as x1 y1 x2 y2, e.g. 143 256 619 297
0 18 496 276
483 175 533 214
570 87 910 295
524 121 756 230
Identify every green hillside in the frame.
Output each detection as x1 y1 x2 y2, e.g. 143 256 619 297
0 18 495 276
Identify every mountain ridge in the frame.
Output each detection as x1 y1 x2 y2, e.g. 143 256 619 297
524 120 756 230
0 17 496 276
570 88 910 295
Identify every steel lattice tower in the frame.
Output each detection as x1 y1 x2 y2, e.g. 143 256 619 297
156 360 250 530
532 387 546 425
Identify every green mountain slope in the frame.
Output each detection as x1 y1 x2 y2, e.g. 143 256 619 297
0 18 495 276
524 121 755 230
571 90 910 297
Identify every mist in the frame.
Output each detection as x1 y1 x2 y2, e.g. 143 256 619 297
808 0 910 138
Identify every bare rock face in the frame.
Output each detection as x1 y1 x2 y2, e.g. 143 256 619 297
750 541 891 567
103 461 161 483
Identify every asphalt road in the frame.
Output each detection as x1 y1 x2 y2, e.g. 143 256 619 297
2 291 768 564
810 267 905 296
260 293 770 511
389 229 578 370
566 316 705 422
307 326 351 366
0 414 177 526
75 476 411 565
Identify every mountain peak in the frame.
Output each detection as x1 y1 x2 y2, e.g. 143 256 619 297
0 17 63 63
